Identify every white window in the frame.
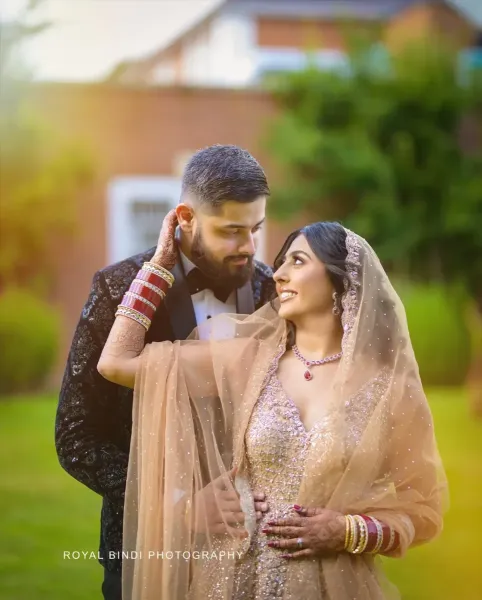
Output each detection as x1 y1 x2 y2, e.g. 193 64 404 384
107 177 181 263
254 47 349 81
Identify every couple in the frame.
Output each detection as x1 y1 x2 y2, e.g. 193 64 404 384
56 145 446 600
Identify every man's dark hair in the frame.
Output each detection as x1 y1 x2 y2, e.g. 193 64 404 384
181 144 270 209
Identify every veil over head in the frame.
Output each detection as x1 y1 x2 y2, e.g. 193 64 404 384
123 230 447 600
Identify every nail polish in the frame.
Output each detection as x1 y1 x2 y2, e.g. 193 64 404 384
261 528 269 533
293 504 302 510
267 542 276 548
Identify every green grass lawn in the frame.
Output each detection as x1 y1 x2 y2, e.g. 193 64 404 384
0 390 481 600
0 396 101 600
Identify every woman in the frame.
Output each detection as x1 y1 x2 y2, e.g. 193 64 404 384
98 214 447 600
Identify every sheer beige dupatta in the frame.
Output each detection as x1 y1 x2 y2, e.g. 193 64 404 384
123 231 447 600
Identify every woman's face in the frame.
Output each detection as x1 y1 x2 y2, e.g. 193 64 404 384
273 234 335 322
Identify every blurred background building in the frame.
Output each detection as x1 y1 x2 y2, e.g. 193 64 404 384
115 0 479 87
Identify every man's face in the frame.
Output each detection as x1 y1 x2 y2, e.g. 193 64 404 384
190 197 266 287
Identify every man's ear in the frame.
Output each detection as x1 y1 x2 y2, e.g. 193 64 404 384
176 203 195 233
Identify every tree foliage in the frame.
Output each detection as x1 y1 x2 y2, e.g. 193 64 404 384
264 41 482 306
0 1 94 292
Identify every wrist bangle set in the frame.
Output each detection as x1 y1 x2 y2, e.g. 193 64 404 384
115 261 174 331
344 514 400 555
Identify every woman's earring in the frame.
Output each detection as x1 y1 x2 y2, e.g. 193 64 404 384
332 292 341 315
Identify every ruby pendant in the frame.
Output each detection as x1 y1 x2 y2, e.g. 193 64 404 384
304 369 313 381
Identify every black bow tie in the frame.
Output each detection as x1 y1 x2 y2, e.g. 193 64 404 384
186 268 234 303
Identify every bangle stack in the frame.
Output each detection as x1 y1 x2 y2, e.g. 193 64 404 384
344 514 400 555
115 261 174 331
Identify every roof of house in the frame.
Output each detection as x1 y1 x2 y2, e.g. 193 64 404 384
449 0 482 26
115 0 475 80
226 0 421 20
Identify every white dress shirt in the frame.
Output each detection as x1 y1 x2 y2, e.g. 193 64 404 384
173 252 238 504
180 251 237 337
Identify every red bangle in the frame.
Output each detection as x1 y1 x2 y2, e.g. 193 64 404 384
380 523 391 552
120 296 156 320
381 523 400 553
393 530 400 551
129 282 163 306
360 515 379 553
137 268 170 294
360 515 400 554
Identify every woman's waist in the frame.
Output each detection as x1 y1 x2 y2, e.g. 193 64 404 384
256 498 300 527
249 464 304 500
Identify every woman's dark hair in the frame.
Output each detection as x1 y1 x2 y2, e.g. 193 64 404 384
274 221 348 298
273 222 348 347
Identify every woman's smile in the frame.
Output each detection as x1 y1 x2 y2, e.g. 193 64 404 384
278 289 298 303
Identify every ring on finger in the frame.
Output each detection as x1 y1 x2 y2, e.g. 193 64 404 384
296 537 303 549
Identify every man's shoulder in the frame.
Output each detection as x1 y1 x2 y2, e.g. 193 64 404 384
100 247 155 277
253 259 273 282
252 260 275 308
96 248 156 299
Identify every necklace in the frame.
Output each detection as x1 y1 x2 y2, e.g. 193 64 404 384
292 345 343 381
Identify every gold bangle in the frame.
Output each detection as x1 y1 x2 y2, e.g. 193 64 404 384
347 515 356 553
360 515 369 553
116 306 151 331
143 262 174 287
344 516 351 550
346 515 358 553
349 515 357 552
353 515 368 554
350 515 361 553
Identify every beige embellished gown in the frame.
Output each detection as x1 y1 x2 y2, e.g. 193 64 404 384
195 353 391 600
187 348 330 600
231 360 327 599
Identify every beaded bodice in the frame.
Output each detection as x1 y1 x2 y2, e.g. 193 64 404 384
231 355 326 600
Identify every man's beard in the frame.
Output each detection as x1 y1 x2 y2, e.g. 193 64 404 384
190 229 254 289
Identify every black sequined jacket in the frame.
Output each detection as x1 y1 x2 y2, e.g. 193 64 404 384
55 247 275 573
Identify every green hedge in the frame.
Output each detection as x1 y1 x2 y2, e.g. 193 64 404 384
0 289 60 395
396 281 471 386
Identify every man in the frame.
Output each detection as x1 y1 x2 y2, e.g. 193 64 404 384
55 145 274 600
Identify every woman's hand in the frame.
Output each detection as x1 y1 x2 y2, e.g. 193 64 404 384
262 506 345 559
151 209 178 270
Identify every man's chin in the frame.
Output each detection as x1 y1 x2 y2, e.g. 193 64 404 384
227 264 254 286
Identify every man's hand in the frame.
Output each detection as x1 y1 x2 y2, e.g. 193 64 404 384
151 209 178 270
191 467 268 538
262 506 345 558
254 491 268 521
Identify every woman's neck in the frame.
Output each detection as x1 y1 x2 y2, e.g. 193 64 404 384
292 312 343 359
